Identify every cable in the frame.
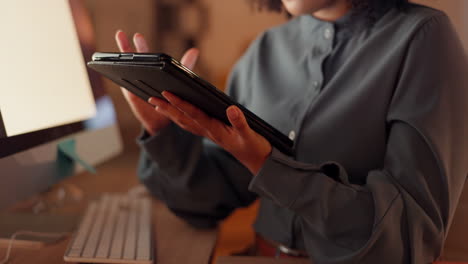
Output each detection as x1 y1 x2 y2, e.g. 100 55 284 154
0 231 69 264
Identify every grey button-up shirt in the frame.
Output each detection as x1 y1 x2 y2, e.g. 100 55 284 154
137 3 468 263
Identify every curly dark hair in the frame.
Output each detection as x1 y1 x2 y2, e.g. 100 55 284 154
251 0 409 21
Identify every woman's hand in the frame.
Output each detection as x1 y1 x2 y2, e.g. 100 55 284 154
114 31 199 135
149 93 272 174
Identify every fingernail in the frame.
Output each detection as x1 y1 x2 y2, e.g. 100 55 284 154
134 33 142 43
227 107 239 120
148 97 155 105
161 91 170 100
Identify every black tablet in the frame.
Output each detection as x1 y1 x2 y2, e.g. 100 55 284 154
87 52 294 156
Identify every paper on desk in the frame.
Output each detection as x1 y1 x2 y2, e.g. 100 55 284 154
57 138 97 174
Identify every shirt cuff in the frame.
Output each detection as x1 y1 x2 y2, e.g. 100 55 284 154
136 128 153 142
249 147 349 209
136 123 200 168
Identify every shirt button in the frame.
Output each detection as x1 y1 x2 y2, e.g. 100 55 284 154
288 130 296 141
324 28 333 39
313 81 320 88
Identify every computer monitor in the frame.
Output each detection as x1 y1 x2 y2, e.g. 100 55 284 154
0 0 122 210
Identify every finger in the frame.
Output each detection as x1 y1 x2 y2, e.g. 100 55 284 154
227 106 250 135
120 87 132 99
180 48 200 70
162 91 231 143
149 97 206 136
115 30 133 52
161 91 212 126
121 87 141 102
133 33 149 53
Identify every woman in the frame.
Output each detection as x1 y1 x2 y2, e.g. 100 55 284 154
115 0 468 263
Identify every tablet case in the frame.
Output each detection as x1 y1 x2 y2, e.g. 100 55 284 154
87 53 294 156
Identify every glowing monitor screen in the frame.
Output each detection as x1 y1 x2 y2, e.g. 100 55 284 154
0 0 96 138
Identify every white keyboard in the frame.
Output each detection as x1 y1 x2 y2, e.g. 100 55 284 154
64 194 153 264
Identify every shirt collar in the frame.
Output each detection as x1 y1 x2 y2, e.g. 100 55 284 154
298 5 392 41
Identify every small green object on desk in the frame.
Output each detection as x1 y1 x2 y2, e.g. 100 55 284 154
56 138 97 176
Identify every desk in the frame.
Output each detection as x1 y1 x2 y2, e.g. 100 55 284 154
0 151 217 264
4 150 467 264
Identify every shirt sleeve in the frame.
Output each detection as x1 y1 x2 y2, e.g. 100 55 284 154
136 61 258 229
249 14 468 263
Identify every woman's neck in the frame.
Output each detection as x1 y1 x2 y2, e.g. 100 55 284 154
312 0 352 21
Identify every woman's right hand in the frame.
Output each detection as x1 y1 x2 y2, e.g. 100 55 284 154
114 30 199 135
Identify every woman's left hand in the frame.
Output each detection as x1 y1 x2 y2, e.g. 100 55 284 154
148 92 272 175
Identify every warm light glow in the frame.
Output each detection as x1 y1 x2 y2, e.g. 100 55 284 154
0 0 96 137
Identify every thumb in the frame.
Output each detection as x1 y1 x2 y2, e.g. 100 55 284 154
180 48 200 70
227 106 250 135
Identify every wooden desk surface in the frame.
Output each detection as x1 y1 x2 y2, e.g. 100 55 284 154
0 151 217 264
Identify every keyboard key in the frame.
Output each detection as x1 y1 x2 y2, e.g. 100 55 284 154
95 195 120 258
64 194 153 264
69 202 98 252
82 195 111 257
123 198 138 259
137 199 152 261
